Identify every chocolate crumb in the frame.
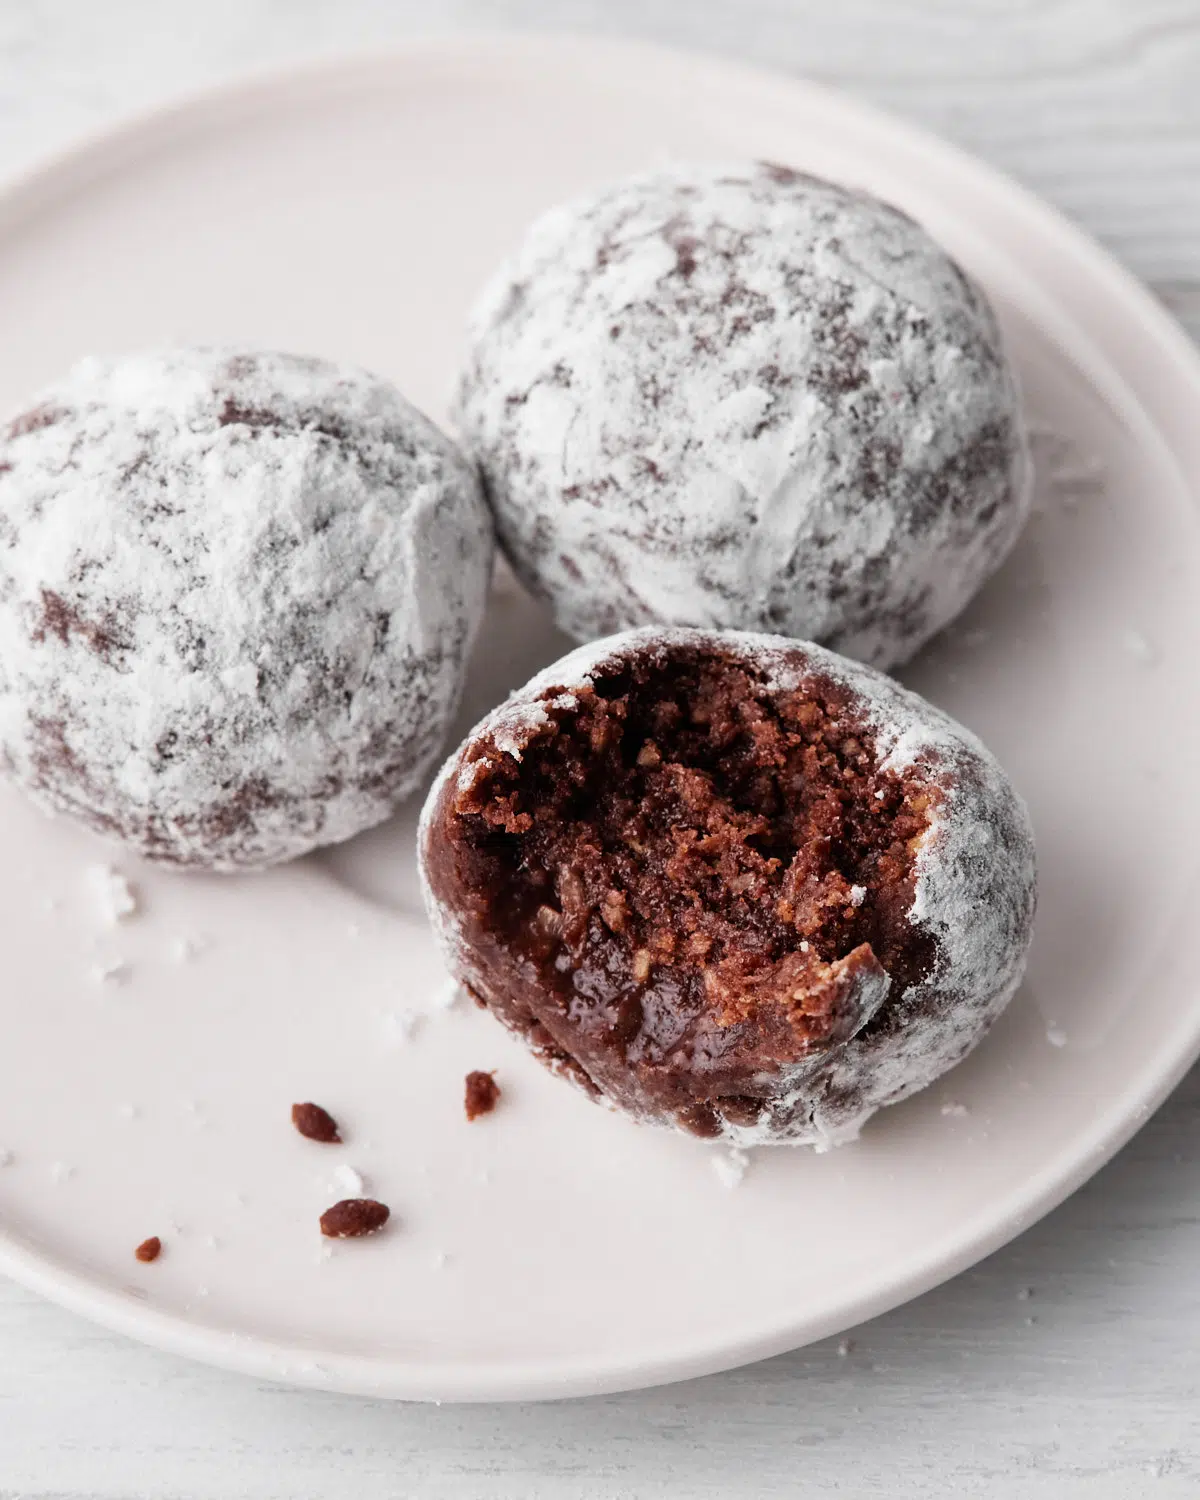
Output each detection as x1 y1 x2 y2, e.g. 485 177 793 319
319 1198 390 1238
291 1102 341 1143
465 1070 501 1121
135 1236 162 1263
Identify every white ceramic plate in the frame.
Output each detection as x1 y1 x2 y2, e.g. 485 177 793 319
0 35 1198 1404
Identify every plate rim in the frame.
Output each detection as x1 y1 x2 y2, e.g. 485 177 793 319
0 29 1198 1402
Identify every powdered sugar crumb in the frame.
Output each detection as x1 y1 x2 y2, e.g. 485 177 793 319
116 1102 139 1121
836 1337 855 1358
89 958 129 986
940 1101 969 1118
331 1164 365 1198
381 1008 423 1047
49 1161 74 1184
87 864 137 925
431 1250 450 1270
848 884 867 907
0 1148 13 1167
1046 1025 1068 1048
171 934 209 964
712 1147 750 1189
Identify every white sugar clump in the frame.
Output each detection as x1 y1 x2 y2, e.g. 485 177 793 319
331 1164 365 1197
0 348 492 870
87 864 137 925
712 1148 750 1189
459 162 1029 671
419 626 1036 1151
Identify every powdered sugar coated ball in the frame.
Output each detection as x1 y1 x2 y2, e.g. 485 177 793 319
457 163 1030 669
0 348 492 869
420 627 1037 1148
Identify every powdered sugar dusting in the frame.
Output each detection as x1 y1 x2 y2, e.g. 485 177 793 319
458 162 1030 670
420 626 1036 1149
0 348 492 869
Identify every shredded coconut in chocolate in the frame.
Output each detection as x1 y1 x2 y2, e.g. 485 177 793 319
457 162 1030 669
0 348 493 868
420 628 1036 1148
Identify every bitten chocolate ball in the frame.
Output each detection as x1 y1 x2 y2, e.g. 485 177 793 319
420 628 1036 1148
0 348 493 869
457 162 1030 669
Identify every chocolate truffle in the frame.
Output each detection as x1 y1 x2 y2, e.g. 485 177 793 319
457 162 1030 669
420 628 1036 1148
0 348 492 868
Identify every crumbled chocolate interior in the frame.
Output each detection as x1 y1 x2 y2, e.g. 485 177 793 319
450 646 936 1101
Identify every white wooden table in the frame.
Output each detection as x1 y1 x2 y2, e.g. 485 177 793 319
2 2 1199 1494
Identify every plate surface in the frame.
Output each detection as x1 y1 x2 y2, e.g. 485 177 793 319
0 35 1198 1403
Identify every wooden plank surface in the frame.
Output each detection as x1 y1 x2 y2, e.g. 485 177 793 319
1 2 1198 1494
